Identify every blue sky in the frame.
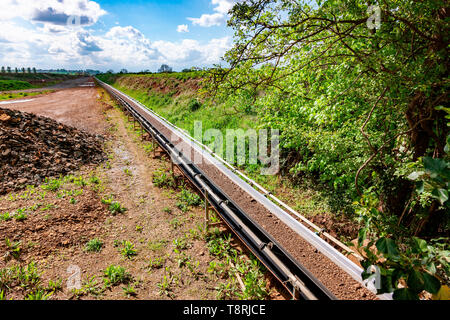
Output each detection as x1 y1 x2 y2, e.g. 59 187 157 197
0 0 238 72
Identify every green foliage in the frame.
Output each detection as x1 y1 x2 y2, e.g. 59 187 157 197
103 265 131 287
152 170 176 188
85 238 103 253
118 240 138 259
359 235 448 300
176 188 202 212
4 238 21 260
108 201 127 215
0 80 33 91
188 98 202 111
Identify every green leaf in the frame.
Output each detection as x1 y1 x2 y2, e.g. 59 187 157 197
376 237 400 259
412 237 428 253
358 228 367 246
393 288 419 300
416 181 424 194
407 270 424 293
431 188 448 205
422 272 441 294
423 157 447 177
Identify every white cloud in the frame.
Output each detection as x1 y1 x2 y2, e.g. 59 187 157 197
0 1 231 71
0 0 106 26
177 24 189 33
188 0 239 27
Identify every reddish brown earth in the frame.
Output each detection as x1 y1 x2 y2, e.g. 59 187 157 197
2 77 106 134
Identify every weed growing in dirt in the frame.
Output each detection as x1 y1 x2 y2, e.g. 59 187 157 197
118 240 138 259
173 236 191 251
109 201 127 215
123 168 133 176
41 177 63 191
103 265 131 287
4 238 21 260
163 207 172 214
25 289 52 300
0 212 11 222
169 217 182 230
157 267 178 298
206 232 269 300
135 225 143 233
148 256 166 269
148 239 168 251
176 188 202 212
122 284 137 297
46 279 62 293
152 170 176 188
85 238 103 253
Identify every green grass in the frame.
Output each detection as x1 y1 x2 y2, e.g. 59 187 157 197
0 80 33 91
103 265 131 287
0 90 52 101
85 238 103 253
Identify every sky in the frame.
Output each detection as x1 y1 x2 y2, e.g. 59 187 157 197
0 0 240 72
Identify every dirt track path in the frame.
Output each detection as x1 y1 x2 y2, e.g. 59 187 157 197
2 78 105 134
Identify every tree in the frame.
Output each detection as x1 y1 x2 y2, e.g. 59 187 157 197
210 0 449 299
6 67 11 73
21 67 25 73
15 67 18 73
119 69 128 74
1 66 4 73
27 67 31 74
158 64 172 73
32 67 36 74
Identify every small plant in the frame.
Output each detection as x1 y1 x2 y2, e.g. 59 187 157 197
148 239 168 251
148 256 166 269
89 176 101 185
123 168 133 176
5 238 21 259
85 238 103 253
123 284 137 297
109 201 127 215
152 170 176 189
135 225 143 233
103 265 131 287
0 212 11 221
14 208 27 221
173 237 191 251
169 217 181 230
101 194 114 205
176 188 202 212
41 177 62 191
119 240 137 259
69 197 77 204
163 207 172 214
25 289 52 300
47 279 63 292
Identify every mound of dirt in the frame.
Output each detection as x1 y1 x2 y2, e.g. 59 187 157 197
0 107 106 194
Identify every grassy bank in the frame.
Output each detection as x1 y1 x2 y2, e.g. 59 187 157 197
0 80 34 91
0 73 78 91
0 90 53 101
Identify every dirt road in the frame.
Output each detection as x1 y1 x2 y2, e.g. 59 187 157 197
1 77 105 134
